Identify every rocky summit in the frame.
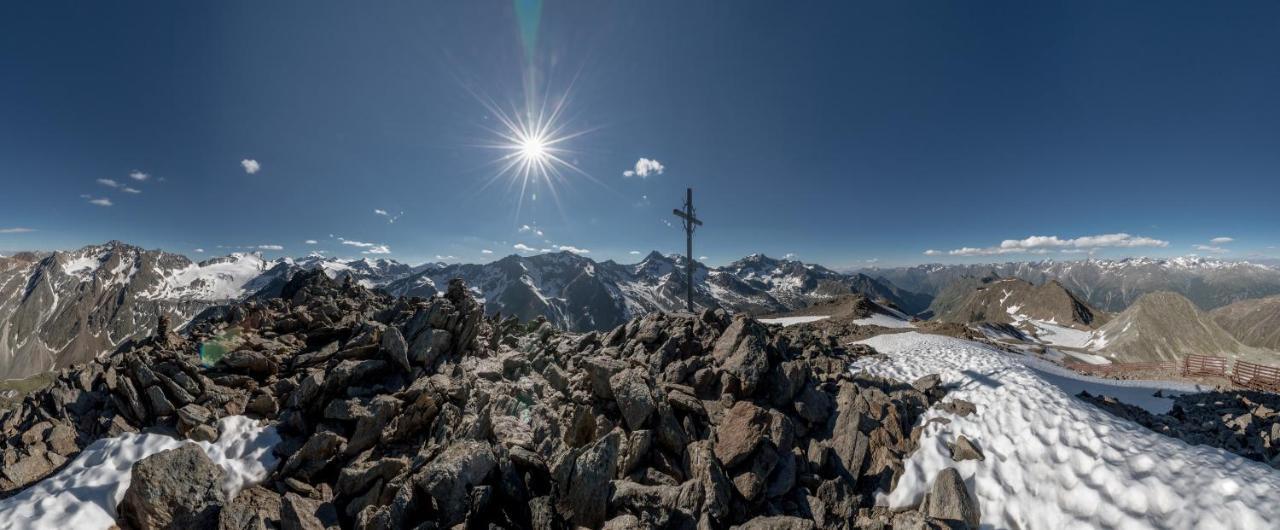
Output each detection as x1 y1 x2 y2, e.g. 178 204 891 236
0 269 979 529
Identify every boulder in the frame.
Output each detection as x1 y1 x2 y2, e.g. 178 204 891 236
610 369 657 431
380 326 410 371
950 435 984 462
714 401 770 468
280 492 339 530
921 467 981 529
282 431 347 481
564 430 622 528
117 443 227 530
415 439 496 527
218 486 283 530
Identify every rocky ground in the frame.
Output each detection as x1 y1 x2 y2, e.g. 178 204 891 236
0 271 985 529
1081 389 1280 468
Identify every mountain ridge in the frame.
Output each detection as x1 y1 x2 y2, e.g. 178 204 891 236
0 242 928 378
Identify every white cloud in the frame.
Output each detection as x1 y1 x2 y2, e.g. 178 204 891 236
481 249 494 254
374 209 388 216
623 157 665 178
363 245 391 255
241 159 261 174
923 250 942 256
340 239 376 248
938 233 1169 256
1193 244 1229 254
193 248 204 253
122 187 141 194
518 225 544 237
87 197 113 207
257 244 284 251
129 170 150 181
513 243 538 253
865 258 880 263
1210 237 1234 244
0 228 35 234
553 245 590 254
699 256 708 261
435 255 457 261
629 250 641 255
97 178 119 188
305 239 318 245
946 247 1019 257
783 253 797 260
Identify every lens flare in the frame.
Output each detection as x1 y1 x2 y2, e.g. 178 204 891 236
472 76 597 219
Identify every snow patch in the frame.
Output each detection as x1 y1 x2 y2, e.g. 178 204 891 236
757 315 830 327
0 416 280 530
852 313 915 328
853 332 1280 530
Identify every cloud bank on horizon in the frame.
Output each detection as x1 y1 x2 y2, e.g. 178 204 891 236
925 233 1169 257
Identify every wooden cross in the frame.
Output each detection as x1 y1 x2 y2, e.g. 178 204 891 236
672 187 702 312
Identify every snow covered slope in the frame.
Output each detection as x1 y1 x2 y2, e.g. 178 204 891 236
853 332 1280 530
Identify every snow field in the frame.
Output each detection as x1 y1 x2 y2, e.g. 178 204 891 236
852 313 916 329
0 416 281 530
758 315 830 326
853 332 1280 530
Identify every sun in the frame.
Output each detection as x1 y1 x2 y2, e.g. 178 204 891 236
518 134 548 162
471 81 598 220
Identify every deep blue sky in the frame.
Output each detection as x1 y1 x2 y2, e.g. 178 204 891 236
2 1 1278 267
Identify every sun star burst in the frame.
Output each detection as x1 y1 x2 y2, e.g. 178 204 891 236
470 76 598 220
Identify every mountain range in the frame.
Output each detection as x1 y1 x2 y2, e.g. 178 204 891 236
0 243 918 379
866 257 1280 312
5 241 1280 380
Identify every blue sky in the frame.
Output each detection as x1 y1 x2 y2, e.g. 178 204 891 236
2 1 1278 268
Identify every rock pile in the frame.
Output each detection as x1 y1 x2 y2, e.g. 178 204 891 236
1081 389 1280 468
0 269 977 528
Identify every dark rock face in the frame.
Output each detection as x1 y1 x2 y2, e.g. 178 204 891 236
0 267 963 529
117 443 228 530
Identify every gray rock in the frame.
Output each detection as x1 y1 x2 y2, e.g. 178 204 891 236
218 486 283 530
610 369 657 431
714 401 769 468
794 383 832 424
939 399 978 417
282 431 347 481
564 430 621 528
415 439 496 527
721 334 771 396
45 423 78 456
950 435 984 462
922 467 981 529
146 385 176 416
222 350 279 376
380 326 410 371
280 492 338 530
117 443 227 530
828 381 869 479
584 355 627 400
733 515 816 530
2 452 55 489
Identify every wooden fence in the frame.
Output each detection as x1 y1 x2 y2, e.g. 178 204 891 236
1183 354 1229 377
1232 360 1280 392
1060 355 1280 393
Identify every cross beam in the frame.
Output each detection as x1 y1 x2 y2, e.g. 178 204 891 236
672 188 701 312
